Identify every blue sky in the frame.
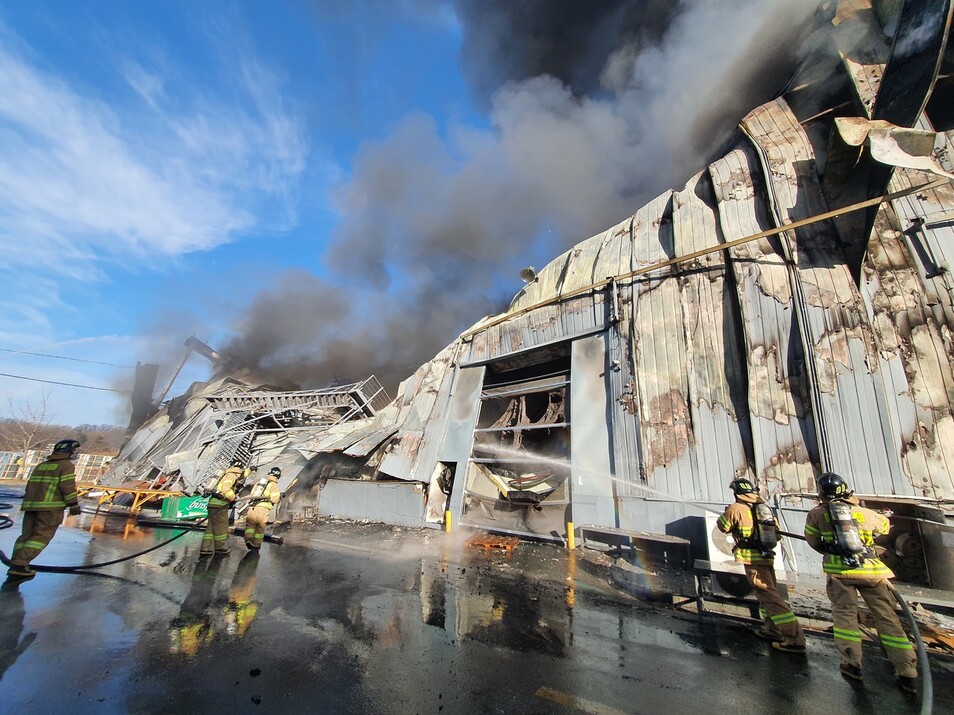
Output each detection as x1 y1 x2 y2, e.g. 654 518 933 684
0 0 480 426
0 0 817 429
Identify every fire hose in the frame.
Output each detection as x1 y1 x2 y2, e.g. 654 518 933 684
780 530 933 714
0 495 281 574
0 489 24 530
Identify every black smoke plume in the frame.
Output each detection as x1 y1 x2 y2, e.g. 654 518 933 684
220 0 822 396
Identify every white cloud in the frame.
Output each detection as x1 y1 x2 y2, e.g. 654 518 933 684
0 28 309 279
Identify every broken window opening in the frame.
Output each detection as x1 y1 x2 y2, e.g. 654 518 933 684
462 353 571 540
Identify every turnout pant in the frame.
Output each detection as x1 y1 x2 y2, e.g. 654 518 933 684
200 505 231 554
244 506 270 549
11 510 64 568
745 563 805 646
827 575 917 678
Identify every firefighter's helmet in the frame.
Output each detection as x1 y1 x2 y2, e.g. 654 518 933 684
268 467 281 479
729 478 757 495
230 458 244 468
817 472 851 499
53 439 81 455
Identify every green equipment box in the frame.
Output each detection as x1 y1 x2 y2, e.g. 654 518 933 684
160 495 209 521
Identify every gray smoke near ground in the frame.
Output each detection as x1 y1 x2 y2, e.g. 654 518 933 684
222 0 822 395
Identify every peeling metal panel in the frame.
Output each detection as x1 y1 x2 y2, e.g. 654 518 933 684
742 98 898 493
708 146 817 494
673 171 753 501
629 191 700 499
876 167 954 499
888 162 954 308
834 0 891 116
343 425 401 458
378 344 458 481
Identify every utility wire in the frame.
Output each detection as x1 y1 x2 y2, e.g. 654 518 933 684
0 371 131 394
0 347 135 369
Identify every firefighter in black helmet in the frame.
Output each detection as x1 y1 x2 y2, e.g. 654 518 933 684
805 472 917 692
7 439 82 580
717 477 805 653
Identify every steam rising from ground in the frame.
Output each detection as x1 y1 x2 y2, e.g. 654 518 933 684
222 0 820 394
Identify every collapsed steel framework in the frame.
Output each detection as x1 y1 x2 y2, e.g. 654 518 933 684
103 376 390 494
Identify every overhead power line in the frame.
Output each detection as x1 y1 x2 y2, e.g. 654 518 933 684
0 371 131 394
0 347 135 369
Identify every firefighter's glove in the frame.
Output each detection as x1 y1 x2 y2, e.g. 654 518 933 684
68 505 82 516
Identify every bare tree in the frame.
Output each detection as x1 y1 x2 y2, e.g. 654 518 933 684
0 391 58 479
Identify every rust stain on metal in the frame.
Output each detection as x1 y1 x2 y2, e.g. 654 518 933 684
641 388 691 473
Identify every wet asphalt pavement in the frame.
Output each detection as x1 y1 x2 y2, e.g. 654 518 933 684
1 509 952 714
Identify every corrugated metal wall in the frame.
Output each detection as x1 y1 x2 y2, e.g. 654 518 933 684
448 100 954 504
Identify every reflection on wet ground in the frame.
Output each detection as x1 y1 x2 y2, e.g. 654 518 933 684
1 513 953 714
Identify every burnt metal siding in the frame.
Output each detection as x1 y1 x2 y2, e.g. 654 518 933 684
834 3 954 500
629 191 700 499
445 366 486 522
378 343 458 482
876 165 954 499
673 171 754 501
607 283 643 498
461 292 608 366
835 0 891 117
709 146 818 494
742 98 900 494
862 198 954 499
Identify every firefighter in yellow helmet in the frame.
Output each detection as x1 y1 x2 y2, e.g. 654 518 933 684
199 459 247 558
243 467 282 550
717 477 805 653
805 472 918 693
7 439 82 580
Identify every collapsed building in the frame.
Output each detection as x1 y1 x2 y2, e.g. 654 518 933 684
109 0 954 588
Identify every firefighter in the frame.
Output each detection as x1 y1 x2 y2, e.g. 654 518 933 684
199 459 246 558
804 472 918 693
6 439 82 580
717 477 805 653
243 467 281 550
